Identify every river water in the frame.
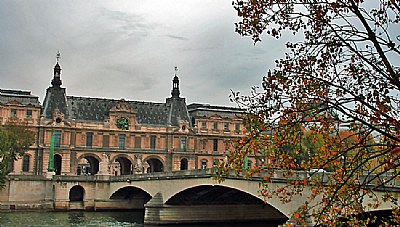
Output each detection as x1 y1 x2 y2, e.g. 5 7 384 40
0 211 144 227
0 211 285 227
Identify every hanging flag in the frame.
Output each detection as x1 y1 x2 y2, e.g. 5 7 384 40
47 129 55 172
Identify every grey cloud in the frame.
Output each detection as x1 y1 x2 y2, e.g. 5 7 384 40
166 35 189 41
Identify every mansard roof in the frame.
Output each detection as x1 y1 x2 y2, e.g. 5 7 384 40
187 103 244 119
65 96 190 126
0 89 40 107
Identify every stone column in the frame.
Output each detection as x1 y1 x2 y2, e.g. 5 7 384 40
98 153 110 175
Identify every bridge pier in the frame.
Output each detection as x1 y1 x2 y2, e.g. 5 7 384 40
144 192 287 225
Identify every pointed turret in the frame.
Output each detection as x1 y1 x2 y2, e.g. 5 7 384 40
51 51 62 87
171 66 180 98
166 66 191 127
42 51 68 119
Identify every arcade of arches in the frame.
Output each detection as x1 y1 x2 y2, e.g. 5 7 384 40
56 154 166 176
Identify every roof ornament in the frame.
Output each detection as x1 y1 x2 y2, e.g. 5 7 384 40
56 50 61 63
174 66 178 75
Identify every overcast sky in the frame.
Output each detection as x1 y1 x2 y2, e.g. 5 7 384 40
0 0 289 107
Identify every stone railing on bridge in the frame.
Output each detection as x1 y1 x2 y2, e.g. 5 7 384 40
52 169 216 182
48 168 400 192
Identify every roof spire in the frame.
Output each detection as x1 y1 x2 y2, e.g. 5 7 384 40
171 66 180 98
51 51 62 87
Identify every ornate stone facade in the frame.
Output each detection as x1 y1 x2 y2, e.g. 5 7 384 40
0 58 245 177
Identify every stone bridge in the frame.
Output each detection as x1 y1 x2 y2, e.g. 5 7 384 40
2 169 399 225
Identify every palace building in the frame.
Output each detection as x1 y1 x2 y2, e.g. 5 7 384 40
0 56 245 177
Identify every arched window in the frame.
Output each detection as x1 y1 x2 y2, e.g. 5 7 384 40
201 160 208 169
54 154 62 175
180 158 188 170
22 154 30 172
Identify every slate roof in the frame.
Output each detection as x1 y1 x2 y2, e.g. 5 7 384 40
0 89 40 107
187 103 244 119
66 96 173 125
42 87 68 119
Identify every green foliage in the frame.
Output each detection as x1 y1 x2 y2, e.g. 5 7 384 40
220 0 400 226
0 122 35 189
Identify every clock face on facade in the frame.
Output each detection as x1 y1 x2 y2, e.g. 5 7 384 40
116 117 129 130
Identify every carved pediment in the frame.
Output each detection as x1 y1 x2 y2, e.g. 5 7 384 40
109 100 136 114
210 114 222 119
108 100 136 130
4 100 23 106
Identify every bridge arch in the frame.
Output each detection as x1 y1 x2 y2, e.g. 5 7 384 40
77 153 101 175
69 185 85 202
160 184 288 224
143 156 164 173
111 154 133 175
166 185 264 205
110 186 152 209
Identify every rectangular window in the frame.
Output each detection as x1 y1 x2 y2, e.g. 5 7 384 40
54 130 61 147
86 132 93 148
235 123 240 131
181 137 187 152
202 139 207 150
213 122 218 130
201 121 207 129
22 155 30 172
119 134 125 150
150 135 156 150
103 135 109 148
26 110 32 119
224 122 229 131
11 109 17 117
213 139 218 151
135 137 141 148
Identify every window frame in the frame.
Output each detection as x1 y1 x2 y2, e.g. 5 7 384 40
26 109 33 119
86 132 93 148
119 134 125 150
213 139 218 151
224 122 229 131
213 122 218 130
181 136 187 152
150 135 156 150
54 130 61 147
11 109 17 118
22 154 30 172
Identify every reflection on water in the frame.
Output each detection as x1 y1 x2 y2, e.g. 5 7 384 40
0 210 144 227
0 211 285 227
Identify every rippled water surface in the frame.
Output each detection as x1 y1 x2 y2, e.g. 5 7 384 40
0 210 287 227
0 211 144 227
